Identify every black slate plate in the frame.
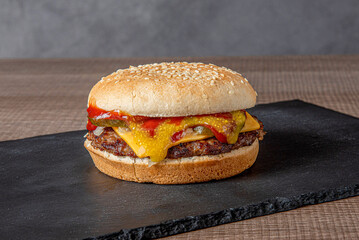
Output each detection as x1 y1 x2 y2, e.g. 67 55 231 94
1 100 358 240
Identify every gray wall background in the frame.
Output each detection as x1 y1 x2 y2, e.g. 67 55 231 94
1 0 358 58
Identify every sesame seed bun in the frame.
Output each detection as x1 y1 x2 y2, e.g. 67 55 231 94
84 139 259 184
88 62 257 117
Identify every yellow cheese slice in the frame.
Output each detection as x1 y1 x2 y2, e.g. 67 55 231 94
112 112 260 160
240 112 261 133
113 127 213 158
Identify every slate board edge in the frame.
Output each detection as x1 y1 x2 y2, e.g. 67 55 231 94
84 184 359 240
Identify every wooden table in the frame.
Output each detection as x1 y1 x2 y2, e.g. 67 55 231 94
1 56 358 239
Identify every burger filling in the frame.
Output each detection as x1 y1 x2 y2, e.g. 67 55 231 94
86 106 264 162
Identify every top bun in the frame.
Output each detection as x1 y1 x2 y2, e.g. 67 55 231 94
88 62 257 117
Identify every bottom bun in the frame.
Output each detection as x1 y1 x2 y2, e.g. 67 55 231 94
84 139 259 184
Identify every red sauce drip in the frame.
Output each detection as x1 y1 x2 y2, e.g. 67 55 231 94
168 116 184 125
171 125 227 143
171 129 184 142
87 105 130 121
86 120 97 131
202 125 227 143
86 105 236 142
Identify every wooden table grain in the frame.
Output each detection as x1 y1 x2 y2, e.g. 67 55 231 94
1 56 358 239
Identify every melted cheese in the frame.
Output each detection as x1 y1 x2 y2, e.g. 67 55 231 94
113 111 259 162
113 128 214 158
240 112 261 132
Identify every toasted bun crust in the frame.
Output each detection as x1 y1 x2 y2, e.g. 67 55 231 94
88 62 257 117
84 139 259 184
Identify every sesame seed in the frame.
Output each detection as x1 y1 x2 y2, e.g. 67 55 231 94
105 62 248 87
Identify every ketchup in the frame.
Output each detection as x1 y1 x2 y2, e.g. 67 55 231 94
86 120 97 131
168 116 184 125
87 105 168 136
86 105 233 143
171 125 227 143
87 106 129 121
171 130 185 142
202 125 227 143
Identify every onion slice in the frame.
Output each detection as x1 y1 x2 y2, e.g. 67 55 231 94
93 127 105 136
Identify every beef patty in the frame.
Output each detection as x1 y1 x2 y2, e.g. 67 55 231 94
87 122 264 159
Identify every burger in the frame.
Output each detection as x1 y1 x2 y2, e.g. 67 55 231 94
84 62 264 184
